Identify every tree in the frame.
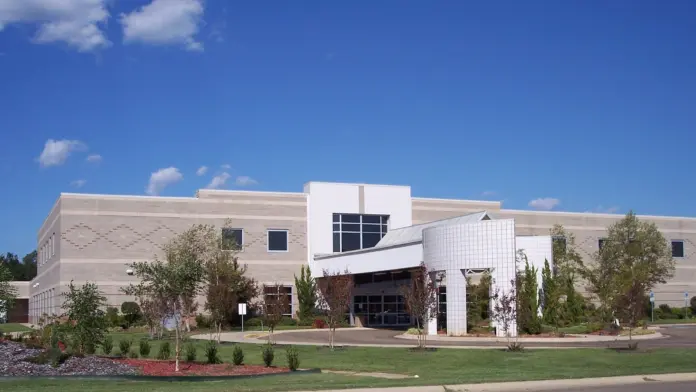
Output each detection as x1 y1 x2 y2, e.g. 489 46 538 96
21 250 37 281
0 251 37 281
541 259 560 329
399 262 438 348
203 223 258 341
490 280 518 346
121 301 142 328
585 212 675 337
294 265 317 323
317 269 353 350
550 225 585 281
0 262 18 320
515 254 541 335
62 281 107 354
122 225 208 372
260 283 289 344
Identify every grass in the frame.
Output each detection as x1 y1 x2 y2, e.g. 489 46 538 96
0 323 31 333
5 329 696 391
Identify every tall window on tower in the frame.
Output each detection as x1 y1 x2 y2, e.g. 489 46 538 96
332 213 390 252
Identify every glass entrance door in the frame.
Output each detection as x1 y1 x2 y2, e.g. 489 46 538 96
353 295 410 326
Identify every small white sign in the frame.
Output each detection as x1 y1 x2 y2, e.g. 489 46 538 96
238 303 247 316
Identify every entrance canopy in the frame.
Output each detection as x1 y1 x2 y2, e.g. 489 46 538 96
311 211 491 278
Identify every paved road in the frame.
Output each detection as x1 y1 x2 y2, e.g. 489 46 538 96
560 381 696 392
264 325 696 348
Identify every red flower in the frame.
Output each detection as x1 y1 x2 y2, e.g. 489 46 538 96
58 341 66 351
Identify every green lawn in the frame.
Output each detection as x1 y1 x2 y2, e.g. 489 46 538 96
5 330 696 391
0 323 31 333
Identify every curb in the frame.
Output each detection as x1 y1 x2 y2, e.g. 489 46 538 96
395 332 664 343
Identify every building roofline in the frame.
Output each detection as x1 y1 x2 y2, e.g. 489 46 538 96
412 196 501 206
502 208 696 222
303 181 411 189
314 240 423 261
196 189 306 197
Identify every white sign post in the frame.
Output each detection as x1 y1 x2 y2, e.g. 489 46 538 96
238 303 247 332
649 291 655 322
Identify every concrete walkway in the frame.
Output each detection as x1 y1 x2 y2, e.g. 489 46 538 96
189 327 662 349
293 372 696 392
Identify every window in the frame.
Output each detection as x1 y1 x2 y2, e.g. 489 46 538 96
221 228 243 250
672 240 685 258
263 285 292 315
267 229 289 252
598 238 606 250
332 213 389 252
52 233 55 256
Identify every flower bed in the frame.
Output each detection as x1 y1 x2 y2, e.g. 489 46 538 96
113 358 291 377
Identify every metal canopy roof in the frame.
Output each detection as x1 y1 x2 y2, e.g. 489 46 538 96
375 211 491 248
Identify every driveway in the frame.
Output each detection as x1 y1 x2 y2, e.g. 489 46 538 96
260 325 696 348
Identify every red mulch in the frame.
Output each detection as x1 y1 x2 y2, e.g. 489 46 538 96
113 359 290 377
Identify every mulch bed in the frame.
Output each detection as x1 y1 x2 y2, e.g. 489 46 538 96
113 358 290 377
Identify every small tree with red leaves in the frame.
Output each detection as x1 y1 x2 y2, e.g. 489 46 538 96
317 269 353 350
399 262 438 349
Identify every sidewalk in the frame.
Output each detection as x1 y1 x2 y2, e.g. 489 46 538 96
294 372 696 392
396 331 664 343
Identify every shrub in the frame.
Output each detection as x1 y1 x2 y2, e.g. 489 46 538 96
232 345 244 365
195 314 212 329
139 339 151 358
245 317 263 327
262 344 274 367
119 339 133 356
587 322 604 333
157 341 171 360
286 346 300 371
278 317 297 326
205 340 221 364
0 330 4 340
85 342 96 355
406 327 422 335
507 342 524 352
185 342 198 362
312 318 327 329
658 304 672 316
129 350 139 359
106 307 120 327
25 348 72 368
121 301 142 327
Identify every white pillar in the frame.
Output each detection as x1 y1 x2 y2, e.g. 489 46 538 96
426 272 437 335
446 269 467 336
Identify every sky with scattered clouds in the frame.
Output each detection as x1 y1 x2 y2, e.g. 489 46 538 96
1 0 696 254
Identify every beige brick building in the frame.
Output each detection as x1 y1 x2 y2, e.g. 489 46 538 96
26 181 696 323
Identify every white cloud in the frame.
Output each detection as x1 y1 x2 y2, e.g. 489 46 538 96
37 139 87 167
86 154 102 163
120 0 204 52
146 167 183 195
481 190 497 197
207 172 230 189
196 165 208 176
0 0 110 52
220 163 231 170
235 175 258 187
528 197 560 211
70 179 86 188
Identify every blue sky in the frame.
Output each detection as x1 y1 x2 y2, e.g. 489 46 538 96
1 0 695 255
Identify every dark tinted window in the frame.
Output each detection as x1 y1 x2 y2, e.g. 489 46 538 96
598 239 606 250
341 214 360 223
672 241 685 258
362 215 381 224
268 230 288 251
362 233 382 248
222 228 243 250
341 232 361 252
333 233 340 252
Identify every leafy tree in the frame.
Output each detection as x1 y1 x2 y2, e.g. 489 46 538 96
121 301 142 327
204 224 258 341
122 225 208 372
62 281 107 354
690 296 696 315
491 280 518 346
541 259 560 329
585 212 675 336
317 269 353 350
260 283 289 344
0 251 37 281
294 265 317 323
399 262 438 348
550 225 585 281
0 262 18 319
516 254 541 335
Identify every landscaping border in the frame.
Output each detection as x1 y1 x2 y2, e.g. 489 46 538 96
0 368 321 382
